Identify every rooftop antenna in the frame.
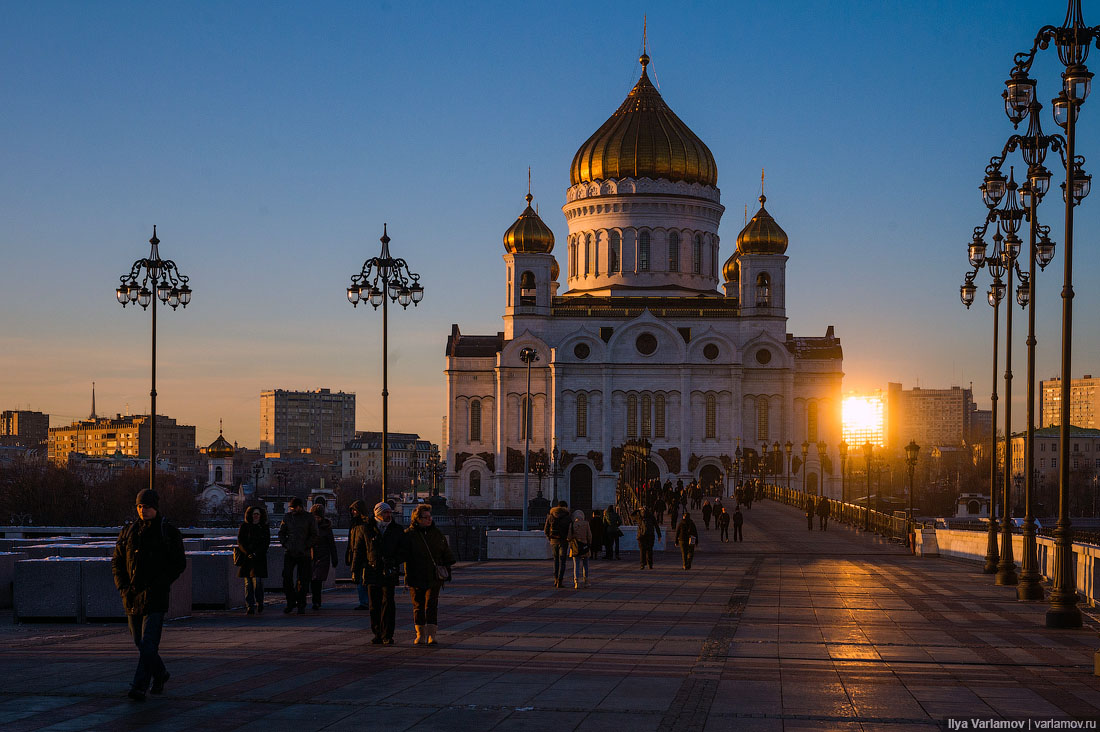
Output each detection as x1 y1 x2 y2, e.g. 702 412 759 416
89 382 97 420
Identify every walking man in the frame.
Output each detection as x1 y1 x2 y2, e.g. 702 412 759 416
717 506 731 542
279 497 318 614
675 511 699 569
817 496 831 531
349 501 403 644
346 500 370 610
544 500 572 587
112 489 186 702
733 505 744 542
634 508 662 569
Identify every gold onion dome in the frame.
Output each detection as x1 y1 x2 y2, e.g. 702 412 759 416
736 195 788 255
207 433 235 458
503 193 555 254
721 253 739 283
570 54 718 187
550 259 560 280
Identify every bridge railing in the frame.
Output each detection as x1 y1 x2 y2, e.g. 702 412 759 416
759 484 910 543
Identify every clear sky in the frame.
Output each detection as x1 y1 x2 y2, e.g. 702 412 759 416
2 1 1099 449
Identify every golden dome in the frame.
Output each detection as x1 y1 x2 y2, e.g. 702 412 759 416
503 193 555 254
736 195 788 255
570 55 717 187
722 253 739 283
206 433 234 458
550 258 560 280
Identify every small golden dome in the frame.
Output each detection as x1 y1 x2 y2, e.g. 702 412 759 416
550 258 560 280
722 253 739 283
206 433 234 458
736 195 788 255
503 193 555 254
570 56 717 187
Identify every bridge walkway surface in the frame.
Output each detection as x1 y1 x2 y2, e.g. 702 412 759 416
1 500 1099 730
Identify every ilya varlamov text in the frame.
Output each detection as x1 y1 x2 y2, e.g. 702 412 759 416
947 721 1097 730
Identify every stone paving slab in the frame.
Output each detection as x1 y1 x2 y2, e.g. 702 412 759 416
2 501 1100 729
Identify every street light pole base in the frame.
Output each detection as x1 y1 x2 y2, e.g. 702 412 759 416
1046 606 1083 629
1016 580 1044 601
983 522 999 574
995 566 1018 586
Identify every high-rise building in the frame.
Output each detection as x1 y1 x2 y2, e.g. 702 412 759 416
841 392 886 448
885 383 974 451
341 432 433 489
259 389 356 456
0 410 50 446
1041 375 1100 429
48 414 197 467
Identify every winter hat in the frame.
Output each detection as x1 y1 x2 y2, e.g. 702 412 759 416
135 488 159 509
349 499 367 516
374 501 393 515
288 496 303 509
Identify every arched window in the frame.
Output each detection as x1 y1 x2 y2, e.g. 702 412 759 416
469 470 481 496
668 231 680 272
469 399 481 442
521 396 532 440
638 231 650 272
693 235 703 274
655 394 666 438
641 394 652 437
584 234 591 275
576 393 588 438
519 271 535 305
569 238 576 278
756 273 771 307
609 231 621 273
705 395 717 439
712 241 719 277
215 466 223 483
627 394 638 438
757 399 769 443
807 401 818 443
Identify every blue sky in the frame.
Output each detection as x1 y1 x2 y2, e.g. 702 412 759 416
2 1 1098 448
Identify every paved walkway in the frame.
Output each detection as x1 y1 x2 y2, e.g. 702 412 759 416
2 501 1100 731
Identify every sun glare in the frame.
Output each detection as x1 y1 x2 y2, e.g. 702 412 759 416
842 395 885 447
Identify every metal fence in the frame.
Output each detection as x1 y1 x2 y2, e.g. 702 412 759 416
759 484 911 543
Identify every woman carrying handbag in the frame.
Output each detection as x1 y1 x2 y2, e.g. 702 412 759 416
398 504 456 645
568 510 592 589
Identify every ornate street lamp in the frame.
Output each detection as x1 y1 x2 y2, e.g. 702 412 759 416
1001 0 1097 628
551 445 560 503
785 440 793 492
800 441 809 494
905 441 921 549
520 347 539 530
816 440 827 496
734 444 742 493
863 442 873 531
115 227 192 494
347 224 424 502
252 463 263 495
839 440 849 505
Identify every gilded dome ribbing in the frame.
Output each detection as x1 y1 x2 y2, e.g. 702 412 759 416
550 259 560 280
503 193 555 254
722 253 739 283
736 195 788 255
570 55 718 187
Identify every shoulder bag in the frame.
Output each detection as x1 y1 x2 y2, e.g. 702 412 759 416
420 532 452 582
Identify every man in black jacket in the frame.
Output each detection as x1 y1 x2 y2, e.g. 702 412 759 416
279 497 319 614
112 489 187 702
348 501 404 644
544 501 571 588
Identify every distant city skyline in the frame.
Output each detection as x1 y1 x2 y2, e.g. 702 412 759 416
2 2 1099 447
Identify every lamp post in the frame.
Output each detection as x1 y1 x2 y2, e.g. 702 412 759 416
863 442 873 531
520 347 539 531
839 440 849 505
551 445 559 503
905 440 921 549
734 445 742 493
115 227 192 495
772 442 781 493
998 5 1094 624
347 224 424 503
816 441 827 496
252 463 262 495
409 449 420 504
784 441 793 492
800 441 809 494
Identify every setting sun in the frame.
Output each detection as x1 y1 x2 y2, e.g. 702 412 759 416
842 394 885 447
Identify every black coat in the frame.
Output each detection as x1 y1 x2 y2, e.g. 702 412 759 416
348 518 404 586
634 511 662 547
278 510 318 559
112 515 186 615
675 518 699 548
237 518 270 578
398 523 456 590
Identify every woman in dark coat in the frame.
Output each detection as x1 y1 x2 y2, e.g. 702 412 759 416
588 510 605 564
237 505 270 614
675 512 699 569
398 503 456 646
309 503 338 610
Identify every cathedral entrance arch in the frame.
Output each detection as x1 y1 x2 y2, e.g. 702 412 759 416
647 461 660 481
699 464 722 495
569 464 593 513
808 472 819 495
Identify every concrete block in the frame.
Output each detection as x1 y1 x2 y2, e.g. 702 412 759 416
58 544 115 558
617 525 667 552
80 558 125 619
188 551 246 610
19 544 68 559
334 538 351 581
14 558 82 620
486 530 553 559
914 528 939 557
0 552 28 608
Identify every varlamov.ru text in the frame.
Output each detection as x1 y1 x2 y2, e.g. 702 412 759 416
947 720 1097 730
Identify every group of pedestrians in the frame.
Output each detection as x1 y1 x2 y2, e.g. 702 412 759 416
111 488 458 702
805 495 832 531
543 501 626 588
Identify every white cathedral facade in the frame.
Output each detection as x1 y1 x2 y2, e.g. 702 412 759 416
443 53 844 513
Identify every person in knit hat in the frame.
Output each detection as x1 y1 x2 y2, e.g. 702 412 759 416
348 501 404 644
111 488 186 702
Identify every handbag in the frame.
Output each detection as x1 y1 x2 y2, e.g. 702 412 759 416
420 532 452 582
569 540 590 558
232 546 247 567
